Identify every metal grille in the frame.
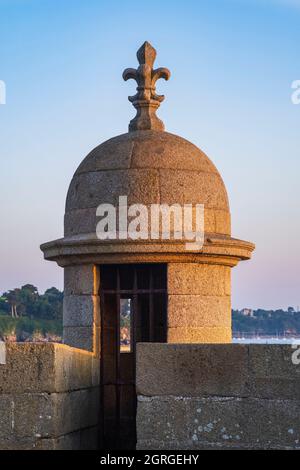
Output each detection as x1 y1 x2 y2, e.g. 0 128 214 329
100 264 167 450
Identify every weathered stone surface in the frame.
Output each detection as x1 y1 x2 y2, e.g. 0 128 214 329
63 294 100 328
137 395 300 450
168 295 231 328
137 438 300 450
0 388 100 449
36 426 99 450
168 263 231 296
0 343 100 450
0 438 41 450
136 344 249 397
76 134 134 174
130 131 218 173
75 131 221 173
63 130 232 243
167 326 232 343
63 326 94 351
136 396 189 444
136 344 300 450
159 170 228 209
54 344 99 392
54 388 99 436
0 396 12 439
66 169 160 211
64 265 100 296
249 344 300 380
13 388 99 439
0 343 56 394
0 343 97 394
214 209 231 235
248 344 300 400
13 393 55 439
64 207 98 236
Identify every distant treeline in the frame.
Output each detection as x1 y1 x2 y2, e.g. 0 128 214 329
0 284 62 320
232 309 300 337
0 284 63 342
1 284 299 340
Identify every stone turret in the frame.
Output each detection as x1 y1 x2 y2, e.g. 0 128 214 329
41 42 254 350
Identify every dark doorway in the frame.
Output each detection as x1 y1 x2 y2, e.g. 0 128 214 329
99 263 167 450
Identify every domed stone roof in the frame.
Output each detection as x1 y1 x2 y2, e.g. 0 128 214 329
65 130 230 238
41 41 254 267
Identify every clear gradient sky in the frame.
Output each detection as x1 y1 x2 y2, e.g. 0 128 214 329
0 0 299 309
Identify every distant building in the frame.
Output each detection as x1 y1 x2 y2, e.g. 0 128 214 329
241 308 254 317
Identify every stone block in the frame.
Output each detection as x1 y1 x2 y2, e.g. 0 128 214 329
0 343 97 394
63 294 100 328
53 343 95 392
66 169 160 211
64 265 100 295
13 393 56 439
0 343 56 394
249 344 300 380
54 388 99 436
168 295 231 328
184 396 300 449
64 208 98 236
130 131 216 173
136 343 249 398
168 263 231 296
137 395 300 450
167 326 232 343
204 208 216 234
214 209 231 235
136 396 189 444
13 388 99 439
76 134 134 174
159 169 228 210
248 344 300 400
63 326 94 351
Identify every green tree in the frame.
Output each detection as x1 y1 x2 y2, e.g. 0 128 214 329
0 296 9 314
3 289 22 318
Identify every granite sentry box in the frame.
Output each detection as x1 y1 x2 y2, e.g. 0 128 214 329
41 42 254 349
40 42 255 450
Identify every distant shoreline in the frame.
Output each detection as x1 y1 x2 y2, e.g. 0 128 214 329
233 336 300 344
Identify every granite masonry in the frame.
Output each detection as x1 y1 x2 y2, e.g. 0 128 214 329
136 344 300 450
0 343 100 450
41 42 254 347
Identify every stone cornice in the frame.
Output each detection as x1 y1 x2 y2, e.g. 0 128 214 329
40 234 255 268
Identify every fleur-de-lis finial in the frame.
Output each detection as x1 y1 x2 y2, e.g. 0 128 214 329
123 42 171 132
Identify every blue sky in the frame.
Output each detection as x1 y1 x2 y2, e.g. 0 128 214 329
0 0 299 309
